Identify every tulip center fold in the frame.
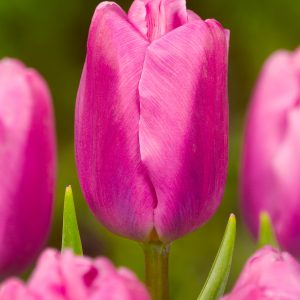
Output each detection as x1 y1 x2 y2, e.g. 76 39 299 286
128 0 187 42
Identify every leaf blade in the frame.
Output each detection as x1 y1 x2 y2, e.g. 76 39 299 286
258 211 278 249
61 185 83 255
197 214 236 300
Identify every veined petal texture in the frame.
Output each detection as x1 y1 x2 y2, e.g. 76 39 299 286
139 19 228 241
128 0 187 41
75 2 156 241
75 0 229 242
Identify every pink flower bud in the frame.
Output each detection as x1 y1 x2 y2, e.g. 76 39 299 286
0 59 56 277
75 0 229 242
222 247 300 299
0 249 150 300
241 48 300 255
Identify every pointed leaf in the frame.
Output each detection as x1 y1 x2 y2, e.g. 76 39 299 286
62 186 83 255
258 211 278 249
197 214 236 300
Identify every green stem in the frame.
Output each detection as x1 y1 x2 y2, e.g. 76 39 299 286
143 242 170 300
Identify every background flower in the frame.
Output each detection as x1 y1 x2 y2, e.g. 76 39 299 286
0 249 150 300
0 59 56 278
241 48 300 256
222 246 300 299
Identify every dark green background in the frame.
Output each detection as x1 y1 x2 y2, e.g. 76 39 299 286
0 0 299 298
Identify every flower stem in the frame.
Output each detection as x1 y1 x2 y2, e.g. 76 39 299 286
143 242 170 300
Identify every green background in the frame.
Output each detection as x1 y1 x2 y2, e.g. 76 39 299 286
0 0 299 298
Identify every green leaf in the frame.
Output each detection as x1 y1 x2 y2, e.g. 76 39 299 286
61 185 83 255
197 214 236 300
258 211 278 249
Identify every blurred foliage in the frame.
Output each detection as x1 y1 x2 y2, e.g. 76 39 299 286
0 0 299 298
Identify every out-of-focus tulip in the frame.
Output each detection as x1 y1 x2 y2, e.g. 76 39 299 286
0 249 150 300
241 48 300 255
75 0 229 243
222 246 300 300
0 59 56 277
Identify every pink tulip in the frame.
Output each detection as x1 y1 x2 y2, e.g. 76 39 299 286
75 0 229 242
222 246 300 299
0 249 150 300
241 48 300 255
0 59 56 277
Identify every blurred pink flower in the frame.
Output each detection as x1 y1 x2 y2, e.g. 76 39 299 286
75 0 229 243
223 246 300 300
0 59 56 278
241 48 300 255
0 249 150 300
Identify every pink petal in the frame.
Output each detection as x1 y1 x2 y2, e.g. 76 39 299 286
128 0 187 41
94 258 116 277
241 50 300 255
0 59 56 277
29 250 95 300
187 10 201 22
91 270 150 300
28 250 66 300
270 108 300 254
75 2 156 241
138 19 229 241
222 247 300 299
1 249 150 300
292 47 300 71
0 279 33 300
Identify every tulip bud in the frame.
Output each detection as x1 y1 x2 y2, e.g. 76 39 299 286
0 249 150 300
75 0 229 242
0 59 56 277
241 48 300 255
222 246 300 299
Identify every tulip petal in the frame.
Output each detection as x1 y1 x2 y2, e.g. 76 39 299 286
222 247 300 299
271 108 300 254
241 50 300 255
187 10 201 22
0 279 34 300
128 0 187 41
0 59 56 277
26 249 150 300
138 20 229 241
75 2 156 240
